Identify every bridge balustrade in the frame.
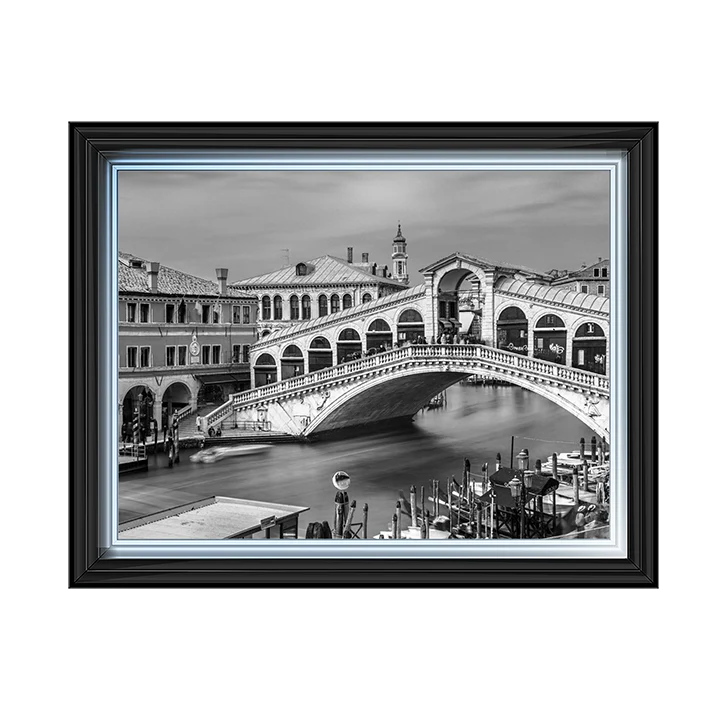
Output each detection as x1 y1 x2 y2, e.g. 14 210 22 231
202 345 610 428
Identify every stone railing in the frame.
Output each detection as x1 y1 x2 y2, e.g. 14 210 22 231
175 404 194 422
251 288 426 352
202 344 609 427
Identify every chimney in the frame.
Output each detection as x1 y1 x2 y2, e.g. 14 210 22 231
215 268 228 295
362 252 369 263
383 265 388 278
598 257 602 263
347 247 353 263
146 262 160 292
371 263 377 276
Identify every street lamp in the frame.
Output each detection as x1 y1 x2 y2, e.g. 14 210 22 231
508 473 533 538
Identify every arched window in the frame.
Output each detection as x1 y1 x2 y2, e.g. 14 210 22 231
290 295 299 320
533 314 566 365
337 328 362 363
318 294 328 317
309 336 333 372
295 262 307 276
362 292 372 303
368 319 391 332
330 294 340 314
301 295 311 320
280 344 304 379
573 323 606 374
497 306 528 355
536 314 565 329
342 293 352 310
261 295 271 320
273 295 283 320
254 353 277 387
399 309 423 324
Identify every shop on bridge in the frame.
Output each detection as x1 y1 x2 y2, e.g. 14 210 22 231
254 353 278 387
366 318 393 352
308 336 333 372
337 328 362 363
533 313 567 365
496 306 529 355
396 308 425 344
572 322 607 374
280 344 304 380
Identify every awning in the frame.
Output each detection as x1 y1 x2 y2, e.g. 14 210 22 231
195 372 249 384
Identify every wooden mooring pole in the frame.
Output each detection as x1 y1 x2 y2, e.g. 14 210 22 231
362 503 368 539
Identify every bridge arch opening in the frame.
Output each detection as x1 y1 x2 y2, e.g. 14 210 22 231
254 353 278 387
122 385 155 437
308 336 333 372
573 322 607 374
397 308 425 344
497 306 529 355
337 328 362 363
281 344 304 379
534 313 566 365
366 318 393 352
437 269 483 339
162 382 191 419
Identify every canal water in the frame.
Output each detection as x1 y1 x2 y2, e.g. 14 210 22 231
119 383 595 537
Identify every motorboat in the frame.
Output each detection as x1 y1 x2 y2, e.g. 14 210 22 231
190 444 271 464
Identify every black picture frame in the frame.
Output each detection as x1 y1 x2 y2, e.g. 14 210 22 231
70 123 658 587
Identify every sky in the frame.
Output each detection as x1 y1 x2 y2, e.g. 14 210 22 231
118 170 610 286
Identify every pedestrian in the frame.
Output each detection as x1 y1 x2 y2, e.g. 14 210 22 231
196 414 201 432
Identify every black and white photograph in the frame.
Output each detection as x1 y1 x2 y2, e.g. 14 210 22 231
117 167 613 543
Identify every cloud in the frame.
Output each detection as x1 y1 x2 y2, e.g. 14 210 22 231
118 169 609 283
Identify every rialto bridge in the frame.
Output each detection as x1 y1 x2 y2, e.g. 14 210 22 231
201 253 611 440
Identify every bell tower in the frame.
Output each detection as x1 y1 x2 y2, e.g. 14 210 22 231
391 222 409 284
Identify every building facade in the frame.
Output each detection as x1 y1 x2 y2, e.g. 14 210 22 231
550 258 610 297
118 252 258 438
230 243 408 338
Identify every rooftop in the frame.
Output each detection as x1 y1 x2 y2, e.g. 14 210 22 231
118 251 255 299
118 496 309 540
418 251 551 280
231 254 407 289
553 258 610 282
495 276 610 313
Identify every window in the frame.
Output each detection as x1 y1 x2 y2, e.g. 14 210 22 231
212 345 221 364
295 263 307 276
262 296 271 320
597 285 605 295
140 347 151 367
232 344 241 363
213 306 221 324
165 304 175 323
318 295 328 316
202 345 211 364
140 303 150 323
362 293 372 303
232 305 241 324
242 344 250 363
273 295 283 320
126 302 137 322
602 268 608 278
301 295 311 320
243 306 250 324
290 295 300 320
580 284 588 293
397 262 403 275
178 303 187 323
594 268 600 277
166 346 176 366
202 305 211 323
331 294 340 313
178 346 187 365
343 294 352 310
126 346 138 368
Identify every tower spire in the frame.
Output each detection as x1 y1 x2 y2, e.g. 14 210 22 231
391 222 409 284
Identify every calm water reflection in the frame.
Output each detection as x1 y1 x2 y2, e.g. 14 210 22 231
120 383 594 536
